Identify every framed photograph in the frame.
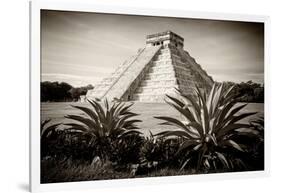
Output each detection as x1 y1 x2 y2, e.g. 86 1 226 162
30 1 270 192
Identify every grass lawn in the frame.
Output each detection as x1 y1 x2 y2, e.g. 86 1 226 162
41 102 264 136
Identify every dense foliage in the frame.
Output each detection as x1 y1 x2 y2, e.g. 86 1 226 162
223 81 264 103
155 83 262 172
41 84 264 183
41 81 93 102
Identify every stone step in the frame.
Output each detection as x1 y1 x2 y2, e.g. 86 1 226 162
140 79 178 87
152 58 173 63
144 73 175 80
86 53 142 99
152 58 183 65
149 65 174 71
149 65 191 74
143 69 194 82
151 59 188 66
134 97 162 102
131 94 165 102
103 46 162 100
150 61 190 69
131 92 178 102
108 55 140 77
135 86 176 94
147 70 175 75
139 83 176 89
151 60 173 66
154 53 180 61
148 67 175 74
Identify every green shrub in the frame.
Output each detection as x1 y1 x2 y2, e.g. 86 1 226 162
136 132 182 174
155 83 261 172
65 99 142 162
110 133 144 167
41 119 95 162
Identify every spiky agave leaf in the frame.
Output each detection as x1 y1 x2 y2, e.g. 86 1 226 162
64 98 142 161
155 83 259 171
41 119 51 133
41 120 60 139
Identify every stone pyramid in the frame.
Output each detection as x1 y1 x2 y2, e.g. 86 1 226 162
86 31 214 102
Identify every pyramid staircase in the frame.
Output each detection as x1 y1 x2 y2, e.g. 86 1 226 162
86 46 161 101
131 46 181 102
86 31 214 102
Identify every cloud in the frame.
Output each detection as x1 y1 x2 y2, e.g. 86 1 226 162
41 10 264 85
42 73 101 87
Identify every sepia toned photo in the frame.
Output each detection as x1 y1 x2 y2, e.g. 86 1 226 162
40 10 264 184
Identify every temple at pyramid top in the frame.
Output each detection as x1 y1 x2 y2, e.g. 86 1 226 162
86 31 214 102
146 31 184 49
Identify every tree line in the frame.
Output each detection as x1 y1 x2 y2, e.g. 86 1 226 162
223 80 264 103
41 81 94 102
41 80 264 103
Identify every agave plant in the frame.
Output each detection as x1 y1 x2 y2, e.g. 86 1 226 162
41 119 60 139
64 99 142 161
41 119 61 158
155 83 260 172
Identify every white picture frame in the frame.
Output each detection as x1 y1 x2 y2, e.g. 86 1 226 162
30 0 270 192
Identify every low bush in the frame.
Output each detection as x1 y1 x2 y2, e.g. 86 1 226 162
41 120 95 162
139 133 182 172
110 133 144 168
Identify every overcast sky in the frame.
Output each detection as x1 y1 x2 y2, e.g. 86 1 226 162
41 10 264 87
